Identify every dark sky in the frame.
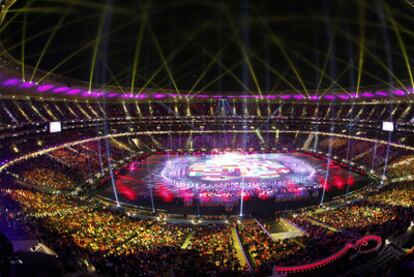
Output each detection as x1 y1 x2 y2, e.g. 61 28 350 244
2 0 414 94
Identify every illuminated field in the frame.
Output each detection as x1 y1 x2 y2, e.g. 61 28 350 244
159 153 316 202
98 151 371 214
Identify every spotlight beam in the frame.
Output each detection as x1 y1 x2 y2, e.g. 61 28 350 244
328 16 408 92
159 53 208 88
185 38 233 97
289 47 352 96
289 40 395 88
6 7 69 14
0 13 101 60
98 58 165 91
271 34 310 97
261 19 309 97
148 23 181 98
247 49 303 96
315 35 335 95
385 5 414 90
190 57 245 97
88 1 108 93
37 17 140 83
130 3 149 95
355 3 365 97
404 0 414 9
226 11 263 97
95 50 129 93
138 24 207 95
191 40 254 96
320 62 355 96
270 67 291 92
41 0 135 17
29 0 75 82
21 3 29 81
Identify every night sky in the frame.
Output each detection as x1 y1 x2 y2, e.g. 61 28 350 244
2 0 414 93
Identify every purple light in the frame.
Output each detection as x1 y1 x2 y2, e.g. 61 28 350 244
375 91 388 97
107 93 118 98
153 93 166 99
393 89 405 96
92 92 104 98
66 89 81 95
37 84 54 92
212 95 222 99
81 91 92 97
349 93 358 98
264 95 277 99
197 94 210 98
280 95 291 100
2 78 20 86
309 95 320 101
324 95 336 100
361 92 374 98
20 82 35 88
53 86 70 93
83 91 105 98
338 94 350 100
94 91 105 97
293 95 304 100
135 94 147 99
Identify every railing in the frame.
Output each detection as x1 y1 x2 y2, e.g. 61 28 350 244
273 235 382 275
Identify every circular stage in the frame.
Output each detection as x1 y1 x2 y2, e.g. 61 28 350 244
160 152 317 203
98 151 374 215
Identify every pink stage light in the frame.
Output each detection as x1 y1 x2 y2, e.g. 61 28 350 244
37 84 55 92
375 91 388 97
393 89 405 96
52 86 70 93
21 82 35 88
2 78 20 86
66 89 81 95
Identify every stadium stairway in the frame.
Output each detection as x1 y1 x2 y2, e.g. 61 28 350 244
232 227 253 271
302 133 314 150
180 232 194 249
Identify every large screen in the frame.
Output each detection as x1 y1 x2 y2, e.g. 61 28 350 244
382 121 394 132
49 121 62 133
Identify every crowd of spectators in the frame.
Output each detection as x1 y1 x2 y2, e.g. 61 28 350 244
310 203 396 232
188 224 245 272
0 124 413 275
233 183 414 274
367 186 414 208
1 163 414 276
237 222 303 273
3 188 250 275
388 155 414 179
319 137 348 150
48 147 102 176
21 168 75 190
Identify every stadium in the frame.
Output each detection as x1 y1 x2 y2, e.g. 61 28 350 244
0 0 414 276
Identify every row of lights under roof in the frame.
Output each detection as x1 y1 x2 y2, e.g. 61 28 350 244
0 78 413 101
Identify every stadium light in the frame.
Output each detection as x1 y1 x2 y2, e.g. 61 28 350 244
382 121 394 132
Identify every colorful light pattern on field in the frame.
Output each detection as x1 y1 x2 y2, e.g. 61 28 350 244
99 152 367 211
